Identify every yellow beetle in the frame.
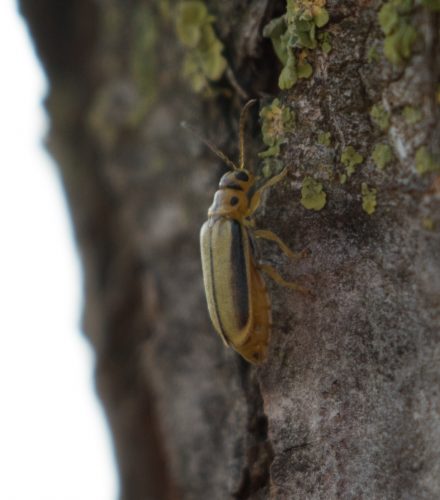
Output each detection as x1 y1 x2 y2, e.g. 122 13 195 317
198 100 309 364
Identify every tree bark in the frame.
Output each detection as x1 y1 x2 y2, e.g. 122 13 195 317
20 1 440 499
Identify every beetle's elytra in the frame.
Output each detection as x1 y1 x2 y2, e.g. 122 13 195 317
198 100 309 364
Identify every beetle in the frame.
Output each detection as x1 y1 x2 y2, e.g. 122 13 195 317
197 100 309 364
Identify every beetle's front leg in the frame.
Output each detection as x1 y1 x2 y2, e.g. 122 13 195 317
253 229 309 260
247 169 288 216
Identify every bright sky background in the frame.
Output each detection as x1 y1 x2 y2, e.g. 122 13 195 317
0 2 117 499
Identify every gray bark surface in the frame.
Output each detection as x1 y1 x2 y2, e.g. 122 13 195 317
20 1 440 499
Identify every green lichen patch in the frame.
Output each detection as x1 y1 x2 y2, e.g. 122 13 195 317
159 0 171 20
261 158 284 178
370 104 390 131
130 5 159 122
176 1 209 46
300 176 327 210
415 146 440 175
341 146 363 178
263 0 330 90
89 4 161 143
297 50 313 78
378 0 416 66
176 1 227 93
319 32 332 53
317 131 331 146
421 0 440 11
259 99 295 158
367 45 380 63
372 143 393 170
361 183 377 215
278 50 297 89
422 218 435 230
402 105 422 124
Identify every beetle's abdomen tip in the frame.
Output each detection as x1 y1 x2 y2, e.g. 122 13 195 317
241 347 268 365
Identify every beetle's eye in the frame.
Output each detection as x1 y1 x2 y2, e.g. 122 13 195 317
235 171 249 182
230 196 239 206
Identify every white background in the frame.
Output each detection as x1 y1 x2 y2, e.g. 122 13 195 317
0 2 117 499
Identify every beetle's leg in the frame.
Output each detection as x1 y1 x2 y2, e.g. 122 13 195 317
258 263 311 295
242 217 256 229
254 229 308 260
247 169 287 216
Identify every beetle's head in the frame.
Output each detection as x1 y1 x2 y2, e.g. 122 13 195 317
207 169 254 218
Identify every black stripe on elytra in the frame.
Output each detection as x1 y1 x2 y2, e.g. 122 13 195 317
225 183 244 191
230 221 250 330
209 226 227 341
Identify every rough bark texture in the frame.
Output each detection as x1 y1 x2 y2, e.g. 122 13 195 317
20 1 440 499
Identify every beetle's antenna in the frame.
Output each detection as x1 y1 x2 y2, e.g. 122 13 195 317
238 99 257 170
181 121 238 171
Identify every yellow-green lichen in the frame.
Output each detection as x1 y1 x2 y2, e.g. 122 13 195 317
278 50 297 89
263 0 330 90
176 1 227 93
259 99 295 158
88 4 161 137
378 0 416 66
421 0 440 11
372 143 393 170
402 105 422 124
415 146 440 174
361 183 377 215
367 45 380 63
261 158 284 178
297 50 313 78
130 5 159 123
341 146 363 178
370 104 390 131
422 218 435 230
319 32 332 53
159 0 171 20
300 176 327 210
317 131 331 146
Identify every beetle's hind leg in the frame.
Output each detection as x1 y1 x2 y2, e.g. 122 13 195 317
254 229 309 260
258 263 312 296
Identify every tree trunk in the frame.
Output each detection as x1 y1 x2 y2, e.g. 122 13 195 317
20 0 440 499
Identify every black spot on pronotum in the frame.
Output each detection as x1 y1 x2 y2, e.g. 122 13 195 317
235 171 249 182
230 196 239 206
